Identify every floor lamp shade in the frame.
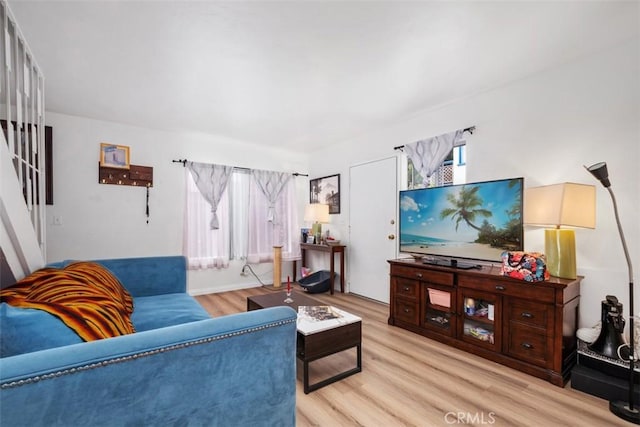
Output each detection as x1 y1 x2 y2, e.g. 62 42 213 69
524 183 596 279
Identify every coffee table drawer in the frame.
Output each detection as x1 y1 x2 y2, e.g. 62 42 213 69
298 321 361 360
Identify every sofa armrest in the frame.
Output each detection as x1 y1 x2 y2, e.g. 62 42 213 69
0 307 297 426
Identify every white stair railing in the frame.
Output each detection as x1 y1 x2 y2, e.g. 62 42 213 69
1 0 46 281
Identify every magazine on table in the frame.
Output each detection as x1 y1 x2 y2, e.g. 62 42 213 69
297 305 361 335
299 306 342 321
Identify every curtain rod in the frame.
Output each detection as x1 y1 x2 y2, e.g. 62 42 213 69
171 159 308 177
393 126 476 151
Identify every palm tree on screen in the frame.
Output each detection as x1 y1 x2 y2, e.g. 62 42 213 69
439 185 492 232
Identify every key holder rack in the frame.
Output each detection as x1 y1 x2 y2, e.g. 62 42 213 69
98 163 153 187
99 163 154 223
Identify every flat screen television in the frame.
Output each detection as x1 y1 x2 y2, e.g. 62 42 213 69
399 177 524 268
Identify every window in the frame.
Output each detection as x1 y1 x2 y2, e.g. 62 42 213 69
184 170 232 269
456 145 466 166
229 171 250 260
407 143 466 189
183 168 299 270
246 176 300 264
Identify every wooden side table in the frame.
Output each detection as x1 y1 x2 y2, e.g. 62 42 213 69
294 243 346 294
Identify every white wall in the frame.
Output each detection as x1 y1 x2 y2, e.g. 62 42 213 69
44 113 309 294
44 37 639 326
307 38 640 328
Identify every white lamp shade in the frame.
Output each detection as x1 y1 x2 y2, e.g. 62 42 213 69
524 183 596 229
304 203 330 223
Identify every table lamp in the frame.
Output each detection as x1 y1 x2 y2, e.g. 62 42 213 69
585 161 638 424
523 182 595 279
304 204 329 244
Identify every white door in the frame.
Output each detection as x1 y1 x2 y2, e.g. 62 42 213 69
349 157 398 303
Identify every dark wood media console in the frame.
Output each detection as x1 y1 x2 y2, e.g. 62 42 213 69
388 258 581 386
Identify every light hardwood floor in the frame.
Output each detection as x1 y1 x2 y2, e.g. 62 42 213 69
196 286 629 427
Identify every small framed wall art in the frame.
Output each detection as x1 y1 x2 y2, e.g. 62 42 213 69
100 143 130 169
310 173 340 214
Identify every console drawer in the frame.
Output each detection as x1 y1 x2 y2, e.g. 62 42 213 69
394 298 420 325
393 277 420 300
391 265 454 287
507 299 553 329
458 275 554 303
507 324 551 368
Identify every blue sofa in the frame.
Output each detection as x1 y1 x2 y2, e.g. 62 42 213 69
0 256 297 426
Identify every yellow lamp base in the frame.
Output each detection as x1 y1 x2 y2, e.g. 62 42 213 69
311 222 322 243
544 229 577 279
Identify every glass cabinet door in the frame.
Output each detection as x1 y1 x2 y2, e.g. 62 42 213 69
423 286 456 336
459 289 500 350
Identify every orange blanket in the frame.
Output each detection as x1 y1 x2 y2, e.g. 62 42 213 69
1 262 135 341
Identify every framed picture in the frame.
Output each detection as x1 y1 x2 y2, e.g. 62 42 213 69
100 143 130 169
310 173 340 214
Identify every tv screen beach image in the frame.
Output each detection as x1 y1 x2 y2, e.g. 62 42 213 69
399 178 523 262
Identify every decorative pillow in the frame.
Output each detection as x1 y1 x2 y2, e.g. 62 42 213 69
0 261 135 342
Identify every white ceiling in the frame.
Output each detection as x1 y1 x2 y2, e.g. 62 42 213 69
8 1 639 152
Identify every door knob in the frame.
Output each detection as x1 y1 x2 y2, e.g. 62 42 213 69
388 234 395 240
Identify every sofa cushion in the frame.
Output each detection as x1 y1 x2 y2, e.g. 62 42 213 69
0 262 135 341
131 293 211 331
0 303 83 357
49 256 188 297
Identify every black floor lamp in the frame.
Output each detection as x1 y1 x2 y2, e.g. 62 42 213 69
586 161 639 424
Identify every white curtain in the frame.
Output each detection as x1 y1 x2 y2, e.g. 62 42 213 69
247 177 300 264
183 169 230 269
405 129 464 186
251 170 292 223
186 162 233 229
